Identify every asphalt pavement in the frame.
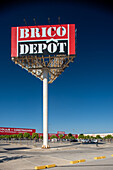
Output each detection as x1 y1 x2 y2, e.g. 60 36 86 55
0 141 113 170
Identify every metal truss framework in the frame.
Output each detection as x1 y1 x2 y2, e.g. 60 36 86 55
11 55 76 84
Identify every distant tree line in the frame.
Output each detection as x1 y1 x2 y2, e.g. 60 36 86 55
50 133 77 141
0 133 39 140
78 134 113 140
0 133 112 141
0 133 76 140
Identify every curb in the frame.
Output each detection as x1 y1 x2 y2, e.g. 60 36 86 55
35 165 46 170
35 164 56 169
70 159 86 164
79 159 86 162
94 156 106 160
70 160 79 164
46 164 56 168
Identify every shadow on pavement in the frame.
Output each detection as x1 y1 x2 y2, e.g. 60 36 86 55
4 147 31 151
0 144 10 146
81 142 105 145
50 143 81 149
0 156 7 158
50 142 104 149
0 155 32 163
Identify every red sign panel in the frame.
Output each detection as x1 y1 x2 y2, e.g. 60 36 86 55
57 131 65 135
11 24 75 57
0 127 36 136
72 134 78 138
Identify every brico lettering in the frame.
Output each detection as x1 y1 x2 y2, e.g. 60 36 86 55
20 26 66 38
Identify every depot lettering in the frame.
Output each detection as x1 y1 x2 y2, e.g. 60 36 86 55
18 40 68 56
19 26 66 39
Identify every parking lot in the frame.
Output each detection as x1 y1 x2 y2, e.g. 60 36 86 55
0 141 113 170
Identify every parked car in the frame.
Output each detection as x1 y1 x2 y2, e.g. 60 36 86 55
81 139 89 143
51 138 57 142
70 139 78 142
91 139 98 143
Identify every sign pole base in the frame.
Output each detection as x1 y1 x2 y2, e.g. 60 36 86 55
42 145 50 149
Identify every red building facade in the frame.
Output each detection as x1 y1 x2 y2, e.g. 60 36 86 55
0 127 78 139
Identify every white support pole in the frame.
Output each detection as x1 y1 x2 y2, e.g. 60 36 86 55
42 68 49 148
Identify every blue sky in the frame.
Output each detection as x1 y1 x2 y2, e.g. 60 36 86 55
0 1 113 134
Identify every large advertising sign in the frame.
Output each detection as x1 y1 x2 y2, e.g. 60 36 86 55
11 24 75 57
0 127 36 135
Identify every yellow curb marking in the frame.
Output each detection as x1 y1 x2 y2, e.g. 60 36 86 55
35 165 46 170
94 157 101 160
94 156 106 160
70 160 79 164
78 159 86 162
100 156 106 159
70 159 86 164
35 164 56 169
46 164 56 168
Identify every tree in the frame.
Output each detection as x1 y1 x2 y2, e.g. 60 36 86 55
68 133 72 138
40 136 43 140
105 135 113 139
0 135 4 139
17 133 23 139
6 135 11 140
65 135 69 140
104 135 113 142
68 133 76 141
13 134 17 139
59 134 63 139
91 136 95 139
9 135 13 139
70 136 75 140
96 135 101 139
68 133 72 140
78 134 84 139
32 133 39 139
23 133 30 139
50 135 58 139
28 136 32 139
85 135 91 139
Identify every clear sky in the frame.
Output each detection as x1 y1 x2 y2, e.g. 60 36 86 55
0 0 113 134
